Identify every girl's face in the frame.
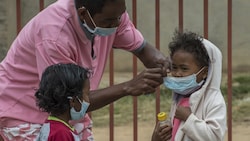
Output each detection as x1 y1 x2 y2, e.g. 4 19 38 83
171 50 207 83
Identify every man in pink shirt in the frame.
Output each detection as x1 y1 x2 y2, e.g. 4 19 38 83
0 0 169 140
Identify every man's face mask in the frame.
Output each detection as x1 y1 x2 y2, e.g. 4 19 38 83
82 10 117 36
163 67 205 95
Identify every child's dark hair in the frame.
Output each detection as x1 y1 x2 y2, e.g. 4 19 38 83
35 63 90 116
168 30 209 68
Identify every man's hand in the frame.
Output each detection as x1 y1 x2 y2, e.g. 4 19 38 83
88 67 164 111
124 68 163 96
134 42 171 77
155 56 171 77
175 106 192 121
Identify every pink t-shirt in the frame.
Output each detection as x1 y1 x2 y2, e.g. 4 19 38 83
171 97 190 141
0 0 143 130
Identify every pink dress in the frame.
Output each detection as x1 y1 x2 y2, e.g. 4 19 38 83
171 97 190 141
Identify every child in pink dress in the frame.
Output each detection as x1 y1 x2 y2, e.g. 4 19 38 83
152 30 227 141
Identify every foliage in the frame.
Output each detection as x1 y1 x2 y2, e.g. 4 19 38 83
221 75 250 99
225 75 250 122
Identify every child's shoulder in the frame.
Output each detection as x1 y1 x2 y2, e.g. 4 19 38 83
44 120 77 140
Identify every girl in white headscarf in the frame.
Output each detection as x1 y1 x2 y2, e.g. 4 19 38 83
152 30 227 141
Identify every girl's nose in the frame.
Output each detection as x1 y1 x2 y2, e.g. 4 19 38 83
172 70 183 77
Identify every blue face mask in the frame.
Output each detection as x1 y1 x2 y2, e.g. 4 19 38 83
82 11 117 36
69 97 90 120
163 67 205 95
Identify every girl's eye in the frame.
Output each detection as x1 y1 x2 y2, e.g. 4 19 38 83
182 68 189 71
171 66 177 70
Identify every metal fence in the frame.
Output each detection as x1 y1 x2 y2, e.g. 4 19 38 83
15 0 233 141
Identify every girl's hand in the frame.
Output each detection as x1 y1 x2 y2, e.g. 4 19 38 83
175 106 192 121
152 122 172 141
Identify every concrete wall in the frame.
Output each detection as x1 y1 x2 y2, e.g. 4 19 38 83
0 0 10 60
0 0 55 61
1 0 249 72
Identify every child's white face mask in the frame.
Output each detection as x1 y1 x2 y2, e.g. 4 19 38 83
163 67 205 95
68 97 90 120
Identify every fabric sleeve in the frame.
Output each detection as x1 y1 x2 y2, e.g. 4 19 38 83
180 93 227 141
112 12 144 52
35 40 77 79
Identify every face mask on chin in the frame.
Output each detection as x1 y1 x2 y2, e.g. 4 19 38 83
163 67 205 95
82 10 117 36
82 22 117 36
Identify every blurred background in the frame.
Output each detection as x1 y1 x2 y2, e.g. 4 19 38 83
0 0 249 141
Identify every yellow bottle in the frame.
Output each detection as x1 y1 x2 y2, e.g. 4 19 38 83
157 112 171 127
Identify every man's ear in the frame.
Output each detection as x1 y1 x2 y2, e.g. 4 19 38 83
77 7 87 22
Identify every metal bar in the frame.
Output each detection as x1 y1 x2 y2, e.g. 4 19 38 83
109 49 114 141
155 0 161 122
204 0 208 38
132 95 138 141
39 0 44 11
227 0 232 141
132 0 138 140
178 0 183 32
16 0 21 34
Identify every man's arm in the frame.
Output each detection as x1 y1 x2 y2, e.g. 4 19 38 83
88 42 170 111
88 67 163 111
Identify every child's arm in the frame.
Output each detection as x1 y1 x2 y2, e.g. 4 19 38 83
178 93 227 141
